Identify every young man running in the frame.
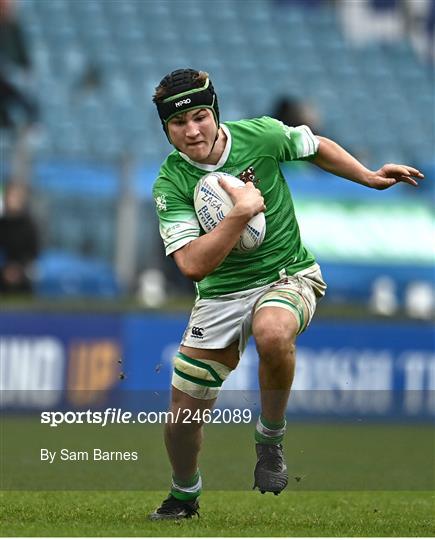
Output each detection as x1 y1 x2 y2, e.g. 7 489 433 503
149 68 423 520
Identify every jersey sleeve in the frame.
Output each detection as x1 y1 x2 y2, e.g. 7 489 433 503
153 179 201 256
262 116 319 162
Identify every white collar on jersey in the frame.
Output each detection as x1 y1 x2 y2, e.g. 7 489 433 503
178 124 231 171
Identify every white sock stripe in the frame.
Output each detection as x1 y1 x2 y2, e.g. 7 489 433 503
256 416 287 438
171 475 202 494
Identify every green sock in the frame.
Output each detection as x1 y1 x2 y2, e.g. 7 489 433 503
171 469 202 501
255 414 286 444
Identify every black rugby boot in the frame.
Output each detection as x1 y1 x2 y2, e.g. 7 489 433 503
149 494 199 520
253 443 288 495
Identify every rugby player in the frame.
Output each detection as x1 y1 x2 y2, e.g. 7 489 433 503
149 68 423 520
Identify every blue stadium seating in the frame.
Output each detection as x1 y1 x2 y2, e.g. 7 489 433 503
11 0 433 297
18 0 433 168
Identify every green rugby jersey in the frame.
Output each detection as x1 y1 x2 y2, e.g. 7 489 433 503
153 116 319 299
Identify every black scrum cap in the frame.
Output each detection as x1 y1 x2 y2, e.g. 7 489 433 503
154 69 219 138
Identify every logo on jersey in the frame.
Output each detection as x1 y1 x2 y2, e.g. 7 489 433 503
154 193 167 212
239 166 260 186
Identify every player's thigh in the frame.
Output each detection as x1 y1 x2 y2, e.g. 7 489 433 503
253 274 317 338
179 339 240 370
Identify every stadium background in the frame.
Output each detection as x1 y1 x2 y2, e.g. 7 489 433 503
0 0 434 536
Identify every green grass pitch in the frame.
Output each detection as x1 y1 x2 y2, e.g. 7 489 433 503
1 490 433 536
1 419 434 536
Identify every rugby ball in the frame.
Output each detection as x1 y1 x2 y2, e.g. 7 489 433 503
193 172 266 252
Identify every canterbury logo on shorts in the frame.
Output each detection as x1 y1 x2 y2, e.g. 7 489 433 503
191 326 205 338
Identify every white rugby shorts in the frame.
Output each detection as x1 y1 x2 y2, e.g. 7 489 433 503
182 264 326 355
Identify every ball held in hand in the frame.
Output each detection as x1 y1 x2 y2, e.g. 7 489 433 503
194 172 266 252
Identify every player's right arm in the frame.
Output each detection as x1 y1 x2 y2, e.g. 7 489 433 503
173 180 264 282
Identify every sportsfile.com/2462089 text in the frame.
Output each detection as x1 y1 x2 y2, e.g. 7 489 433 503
40 408 252 427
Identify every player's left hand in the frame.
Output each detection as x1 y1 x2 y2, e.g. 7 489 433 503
370 164 424 190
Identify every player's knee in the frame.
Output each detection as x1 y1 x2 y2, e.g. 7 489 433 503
253 315 296 357
171 352 232 400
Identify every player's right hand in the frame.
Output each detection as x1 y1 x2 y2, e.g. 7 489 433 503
219 179 266 219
